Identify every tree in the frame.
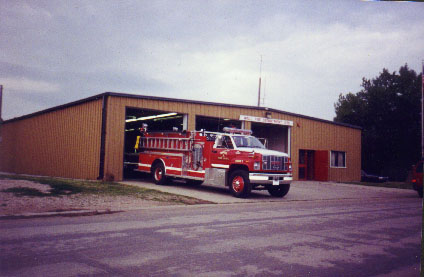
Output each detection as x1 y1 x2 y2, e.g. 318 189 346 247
334 64 422 181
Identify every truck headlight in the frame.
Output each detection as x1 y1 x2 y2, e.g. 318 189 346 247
254 162 260 170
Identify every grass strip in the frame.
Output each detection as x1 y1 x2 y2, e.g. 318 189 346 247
0 174 212 205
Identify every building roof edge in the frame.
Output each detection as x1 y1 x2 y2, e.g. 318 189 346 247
2 91 362 130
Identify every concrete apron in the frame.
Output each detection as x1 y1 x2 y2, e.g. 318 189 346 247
120 180 417 204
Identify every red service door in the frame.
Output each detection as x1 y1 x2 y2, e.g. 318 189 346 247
298 150 313 180
314 150 329 181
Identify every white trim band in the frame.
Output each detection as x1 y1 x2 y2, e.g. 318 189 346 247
211 164 230 169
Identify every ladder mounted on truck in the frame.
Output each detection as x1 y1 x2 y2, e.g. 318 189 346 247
134 126 196 152
136 136 193 151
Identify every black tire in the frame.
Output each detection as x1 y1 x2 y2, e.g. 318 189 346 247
268 184 290 198
229 170 251 198
152 162 167 185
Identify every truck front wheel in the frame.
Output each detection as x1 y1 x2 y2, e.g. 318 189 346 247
152 162 167 185
268 184 290 197
229 170 251 198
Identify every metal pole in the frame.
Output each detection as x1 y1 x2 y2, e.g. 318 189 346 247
0 85 3 145
0 85 3 123
98 93 108 180
257 55 262 107
421 60 424 159
257 77 261 107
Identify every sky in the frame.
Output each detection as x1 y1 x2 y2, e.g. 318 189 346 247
0 0 423 121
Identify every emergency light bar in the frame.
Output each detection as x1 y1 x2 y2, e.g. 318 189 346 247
223 127 253 135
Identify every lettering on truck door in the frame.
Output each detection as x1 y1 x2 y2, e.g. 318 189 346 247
210 135 234 169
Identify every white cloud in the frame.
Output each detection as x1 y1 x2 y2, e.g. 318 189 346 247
0 77 60 93
111 18 424 120
0 1 423 120
19 3 52 19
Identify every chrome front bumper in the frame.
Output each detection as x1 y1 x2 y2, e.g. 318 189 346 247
249 173 293 186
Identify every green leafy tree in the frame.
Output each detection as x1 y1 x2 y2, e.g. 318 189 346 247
334 64 422 181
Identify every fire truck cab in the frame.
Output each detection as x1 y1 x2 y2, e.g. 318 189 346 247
134 127 292 198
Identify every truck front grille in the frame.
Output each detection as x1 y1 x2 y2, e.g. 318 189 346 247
262 155 289 171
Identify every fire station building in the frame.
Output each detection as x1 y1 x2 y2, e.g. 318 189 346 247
0 92 361 182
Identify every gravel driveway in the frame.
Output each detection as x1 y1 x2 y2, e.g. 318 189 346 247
1 176 418 217
0 178 176 216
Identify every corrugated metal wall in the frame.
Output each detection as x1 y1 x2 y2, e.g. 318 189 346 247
0 99 102 179
104 95 361 182
290 117 361 182
0 93 361 182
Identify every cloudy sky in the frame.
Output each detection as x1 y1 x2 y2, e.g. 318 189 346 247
1 0 423 121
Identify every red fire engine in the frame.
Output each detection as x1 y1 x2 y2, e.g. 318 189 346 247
134 126 292 198
411 160 423 198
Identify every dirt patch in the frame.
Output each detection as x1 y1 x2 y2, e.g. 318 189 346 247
1 179 52 194
0 178 206 216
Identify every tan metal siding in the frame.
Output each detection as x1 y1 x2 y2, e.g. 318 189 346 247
0 123 17 172
0 99 102 179
104 96 126 181
103 96 361 182
289 117 361 182
1 94 361 182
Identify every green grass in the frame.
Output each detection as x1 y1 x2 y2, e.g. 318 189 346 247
0 174 212 205
2 187 48 197
347 181 412 190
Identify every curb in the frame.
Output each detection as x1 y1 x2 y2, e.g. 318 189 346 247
0 209 122 220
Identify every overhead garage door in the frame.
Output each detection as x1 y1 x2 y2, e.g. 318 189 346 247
251 122 289 154
195 115 241 132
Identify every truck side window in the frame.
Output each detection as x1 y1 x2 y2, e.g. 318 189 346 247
222 136 234 149
214 135 234 149
233 136 241 147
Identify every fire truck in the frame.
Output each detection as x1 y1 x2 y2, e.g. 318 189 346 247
134 126 292 198
411 160 423 198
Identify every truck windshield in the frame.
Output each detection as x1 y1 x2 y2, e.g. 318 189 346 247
233 136 265 149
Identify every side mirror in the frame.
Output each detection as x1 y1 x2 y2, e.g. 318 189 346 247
214 135 223 148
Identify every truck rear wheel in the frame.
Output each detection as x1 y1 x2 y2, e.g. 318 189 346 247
229 170 251 198
152 162 167 185
268 184 290 198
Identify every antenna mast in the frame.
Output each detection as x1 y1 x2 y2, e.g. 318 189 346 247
0 85 3 123
257 55 262 107
422 60 424 159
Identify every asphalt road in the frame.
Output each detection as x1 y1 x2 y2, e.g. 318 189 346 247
0 192 422 276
